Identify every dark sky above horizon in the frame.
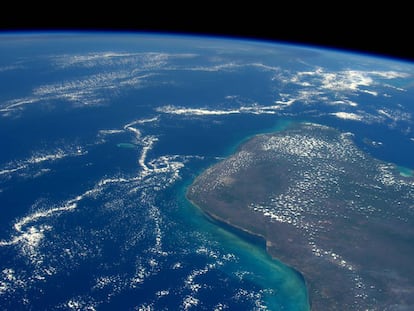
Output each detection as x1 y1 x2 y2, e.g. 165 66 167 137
1 4 411 62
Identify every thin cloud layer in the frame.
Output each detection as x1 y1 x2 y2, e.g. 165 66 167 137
0 52 197 116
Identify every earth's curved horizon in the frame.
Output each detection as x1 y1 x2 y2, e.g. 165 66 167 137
0 32 413 310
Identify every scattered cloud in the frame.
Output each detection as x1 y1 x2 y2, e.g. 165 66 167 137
51 52 196 70
330 112 363 121
0 52 197 116
0 146 86 180
285 69 410 94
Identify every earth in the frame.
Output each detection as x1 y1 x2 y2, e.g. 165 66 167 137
0 32 413 311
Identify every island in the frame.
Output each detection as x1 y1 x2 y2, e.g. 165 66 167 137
186 122 414 310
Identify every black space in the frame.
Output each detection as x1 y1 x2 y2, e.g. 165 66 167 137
1 4 412 62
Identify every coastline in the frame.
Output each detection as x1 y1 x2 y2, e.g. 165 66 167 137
185 122 414 309
185 193 312 311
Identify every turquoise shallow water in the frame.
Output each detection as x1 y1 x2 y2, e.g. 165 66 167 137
398 166 414 177
179 179 310 311
181 118 310 310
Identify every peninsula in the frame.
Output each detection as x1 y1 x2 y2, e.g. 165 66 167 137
186 122 414 310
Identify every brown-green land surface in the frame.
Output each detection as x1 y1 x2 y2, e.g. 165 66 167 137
187 122 414 310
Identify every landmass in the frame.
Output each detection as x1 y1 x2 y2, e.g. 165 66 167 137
186 122 414 310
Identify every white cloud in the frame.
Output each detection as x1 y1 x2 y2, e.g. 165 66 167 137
98 129 124 136
331 112 363 121
0 146 86 179
378 109 393 119
361 90 378 96
377 108 412 123
52 51 196 70
156 105 241 116
0 72 154 115
330 100 358 107
322 70 375 91
0 52 197 116
183 61 280 73
0 64 24 72
368 70 410 79
156 102 291 116
188 62 241 72
282 68 410 96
